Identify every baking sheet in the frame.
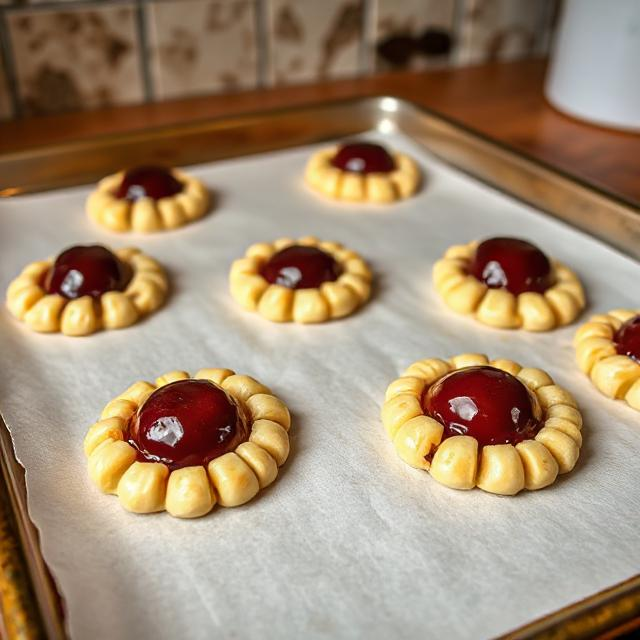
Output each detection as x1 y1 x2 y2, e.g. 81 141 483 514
1 128 639 640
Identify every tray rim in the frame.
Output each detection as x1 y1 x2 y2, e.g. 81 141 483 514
0 94 638 212
0 94 638 640
2 95 638 263
0 414 65 640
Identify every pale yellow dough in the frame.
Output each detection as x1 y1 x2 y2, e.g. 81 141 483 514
6 247 168 336
86 169 209 233
433 240 586 331
381 354 583 495
84 368 291 518
229 236 372 323
574 308 640 411
304 146 420 203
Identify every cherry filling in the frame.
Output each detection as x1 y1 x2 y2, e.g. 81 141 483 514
44 245 132 300
615 315 640 363
423 366 541 448
330 142 396 174
115 166 183 201
260 245 342 289
469 237 554 295
127 379 250 470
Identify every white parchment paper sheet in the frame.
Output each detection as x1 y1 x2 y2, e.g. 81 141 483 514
1 130 639 640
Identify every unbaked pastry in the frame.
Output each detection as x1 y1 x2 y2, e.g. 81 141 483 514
305 141 420 203
229 236 372 323
86 165 209 233
84 368 291 518
433 237 585 331
6 244 168 336
382 353 583 495
574 308 640 411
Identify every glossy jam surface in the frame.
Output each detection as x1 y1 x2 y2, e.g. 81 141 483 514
423 366 541 448
469 237 554 295
128 379 249 470
330 142 396 174
44 245 132 299
261 245 342 289
615 314 640 363
115 166 183 201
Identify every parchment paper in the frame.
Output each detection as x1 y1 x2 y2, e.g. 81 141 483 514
1 129 639 640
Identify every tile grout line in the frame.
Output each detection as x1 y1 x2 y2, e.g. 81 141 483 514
360 0 375 76
136 0 153 102
254 0 268 89
451 0 468 67
535 0 557 58
0 7 22 118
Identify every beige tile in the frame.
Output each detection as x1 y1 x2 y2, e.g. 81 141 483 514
266 0 364 85
7 4 144 116
373 0 456 72
147 0 258 100
457 0 554 65
0 53 13 120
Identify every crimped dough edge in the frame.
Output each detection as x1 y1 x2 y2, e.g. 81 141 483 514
381 353 583 495
574 309 640 411
86 168 210 233
5 247 169 336
229 236 373 324
304 146 420 203
432 240 586 331
84 368 292 518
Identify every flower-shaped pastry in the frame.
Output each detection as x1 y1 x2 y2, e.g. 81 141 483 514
229 236 372 323
574 309 640 411
6 244 168 336
433 237 585 331
84 368 291 518
381 353 583 495
86 165 209 233
305 141 420 203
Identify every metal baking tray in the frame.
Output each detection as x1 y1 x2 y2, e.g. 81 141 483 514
0 96 639 639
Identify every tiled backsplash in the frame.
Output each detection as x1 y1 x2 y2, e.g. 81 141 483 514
147 0 259 99
0 0 557 120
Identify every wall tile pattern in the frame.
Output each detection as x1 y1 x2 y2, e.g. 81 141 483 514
373 0 456 72
0 49 12 118
267 0 363 85
147 0 258 99
7 3 143 116
457 0 555 65
0 0 557 120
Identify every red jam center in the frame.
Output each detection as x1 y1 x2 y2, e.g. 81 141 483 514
115 166 183 201
260 245 342 289
128 379 250 470
469 237 554 295
44 245 132 299
330 142 396 174
423 366 541 448
615 314 640 363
